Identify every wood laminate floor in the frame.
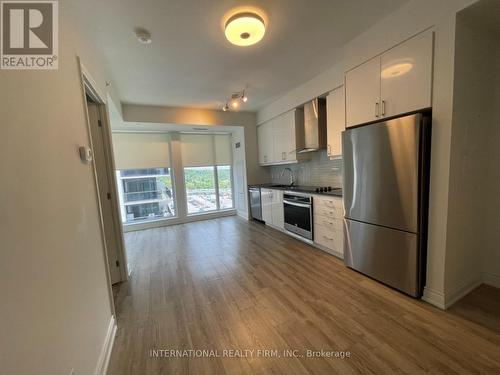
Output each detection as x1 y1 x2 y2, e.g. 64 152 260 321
108 217 500 375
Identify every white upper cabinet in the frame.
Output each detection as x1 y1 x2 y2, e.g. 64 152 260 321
380 31 433 118
345 30 434 128
257 120 274 164
258 110 300 166
345 57 381 127
273 110 297 163
326 86 345 158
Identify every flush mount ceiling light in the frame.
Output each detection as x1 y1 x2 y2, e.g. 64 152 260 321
222 90 248 111
224 12 266 46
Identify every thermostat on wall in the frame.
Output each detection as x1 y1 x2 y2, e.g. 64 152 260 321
79 146 93 164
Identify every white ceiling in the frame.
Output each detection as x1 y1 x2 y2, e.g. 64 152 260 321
66 0 409 111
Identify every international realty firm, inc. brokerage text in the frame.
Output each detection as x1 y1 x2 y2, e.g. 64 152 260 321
149 349 352 359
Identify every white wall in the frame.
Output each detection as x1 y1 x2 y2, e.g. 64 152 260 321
0 7 116 375
122 104 270 186
444 12 497 304
481 34 500 288
231 127 250 219
256 0 478 309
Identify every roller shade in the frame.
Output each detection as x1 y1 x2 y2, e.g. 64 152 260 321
180 134 215 167
112 133 171 169
215 134 232 166
180 134 232 167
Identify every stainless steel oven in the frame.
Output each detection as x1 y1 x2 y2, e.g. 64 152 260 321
283 191 313 240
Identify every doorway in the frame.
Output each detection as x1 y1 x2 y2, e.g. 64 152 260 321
81 68 127 290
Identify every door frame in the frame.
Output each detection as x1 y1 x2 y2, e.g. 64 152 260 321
77 58 128 311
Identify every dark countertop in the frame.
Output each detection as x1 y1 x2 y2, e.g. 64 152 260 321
250 184 343 197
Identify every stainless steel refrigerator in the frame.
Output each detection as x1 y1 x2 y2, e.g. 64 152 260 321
342 113 431 297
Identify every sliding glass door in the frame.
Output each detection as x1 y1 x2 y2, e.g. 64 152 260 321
184 166 217 214
217 165 233 209
181 134 234 215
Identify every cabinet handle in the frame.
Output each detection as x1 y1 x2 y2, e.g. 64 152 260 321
381 100 386 116
327 144 331 156
323 235 334 241
375 102 380 118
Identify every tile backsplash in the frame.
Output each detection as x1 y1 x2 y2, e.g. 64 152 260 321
269 150 343 187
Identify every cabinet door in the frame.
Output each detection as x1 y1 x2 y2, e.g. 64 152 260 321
273 111 297 163
257 124 266 164
282 110 297 161
326 86 345 158
258 121 274 164
273 115 286 162
271 190 284 230
345 56 381 127
380 31 433 118
261 189 273 224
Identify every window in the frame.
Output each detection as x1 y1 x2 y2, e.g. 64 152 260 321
217 165 233 209
112 132 234 224
116 168 175 223
112 133 175 224
184 166 217 214
181 134 234 215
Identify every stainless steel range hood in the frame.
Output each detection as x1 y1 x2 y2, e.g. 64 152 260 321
295 98 327 153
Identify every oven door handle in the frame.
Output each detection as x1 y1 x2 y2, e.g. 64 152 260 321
283 200 311 208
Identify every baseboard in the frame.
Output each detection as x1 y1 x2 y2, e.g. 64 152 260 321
422 287 446 310
123 210 237 232
94 316 117 375
267 223 285 233
313 242 344 260
445 276 483 309
237 211 249 220
483 272 500 289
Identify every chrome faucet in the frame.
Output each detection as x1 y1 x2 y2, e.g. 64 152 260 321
280 167 295 186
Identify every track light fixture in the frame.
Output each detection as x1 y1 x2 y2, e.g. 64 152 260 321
222 89 248 112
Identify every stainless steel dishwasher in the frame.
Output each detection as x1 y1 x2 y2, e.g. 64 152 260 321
248 186 262 221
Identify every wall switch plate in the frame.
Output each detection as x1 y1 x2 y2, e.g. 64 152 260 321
79 146 93 164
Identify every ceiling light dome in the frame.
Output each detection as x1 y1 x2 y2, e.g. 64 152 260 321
224 12 266 46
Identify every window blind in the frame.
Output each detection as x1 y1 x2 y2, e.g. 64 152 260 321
214 134 232 166
180 134 232 167
112 133 171 169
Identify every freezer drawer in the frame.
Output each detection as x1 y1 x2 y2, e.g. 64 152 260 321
344 218 420 297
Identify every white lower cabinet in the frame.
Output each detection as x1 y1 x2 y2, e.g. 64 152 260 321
261 188 273 224
261 188 284 230
313 195 344 258
271 190 284 230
